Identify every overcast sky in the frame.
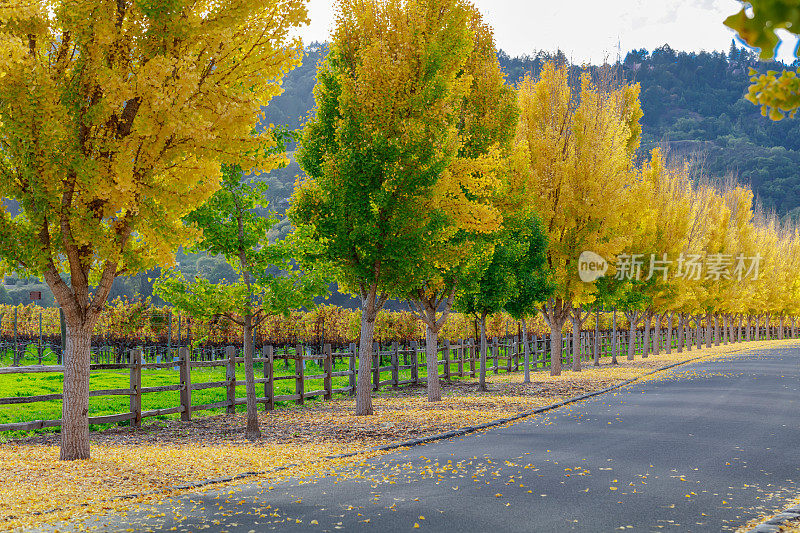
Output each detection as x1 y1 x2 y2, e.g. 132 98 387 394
301 0 798 63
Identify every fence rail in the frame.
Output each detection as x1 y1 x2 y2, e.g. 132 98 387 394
0 321 794 433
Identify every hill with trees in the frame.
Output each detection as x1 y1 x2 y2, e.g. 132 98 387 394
259 42 800 218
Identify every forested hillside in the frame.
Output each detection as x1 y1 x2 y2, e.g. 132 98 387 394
258 42 800 217
628 44 798 216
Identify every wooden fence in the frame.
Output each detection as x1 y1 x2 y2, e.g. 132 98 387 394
0 322 795 433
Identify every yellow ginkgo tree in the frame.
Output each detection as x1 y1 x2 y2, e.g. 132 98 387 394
0 0 308 460
516 63 642 375
406 7 519 403
616 150 693 359
725 0 800 120
292 0 497 415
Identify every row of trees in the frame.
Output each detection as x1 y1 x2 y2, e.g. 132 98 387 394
290 0 800 416
1 0 797 460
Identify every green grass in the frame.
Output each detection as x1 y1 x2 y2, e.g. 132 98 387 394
0 343 513 440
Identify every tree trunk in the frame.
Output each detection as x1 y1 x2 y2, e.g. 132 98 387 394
549 319 564 375
722 315 729 346
724 314 729 344
792 317 796 339
695 316 703 350
425 325 441 402
409 289 454 402
652 314 660 356
779 315 784 340
666 313 673 355
765 315 770 340
479 312 488 391
593 310 600 366
522 318 531 383
611 309 618 365
571 312 582 372
705 312 713 348
625 311 639 361
356 291 381 416
243 315 261 440
541 298 570 376
642 312 651 359
738 315 743 342
60 321 93 461
746 315 752 341
569 307 589 372
677 313 684 353
628 318 636 361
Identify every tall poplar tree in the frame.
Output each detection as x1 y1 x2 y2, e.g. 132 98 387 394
0 0 309 460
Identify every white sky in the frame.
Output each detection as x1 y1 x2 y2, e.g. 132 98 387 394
301 0 799 63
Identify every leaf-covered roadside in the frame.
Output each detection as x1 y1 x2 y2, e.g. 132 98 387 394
1 340 778 531
736 493 800 533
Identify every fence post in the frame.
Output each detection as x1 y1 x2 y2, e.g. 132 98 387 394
373 341 380 391
264 345 274 411
13 307 19 366
443 339 451 382
295 343 304 405
38 312 43 365
129 347 142 428
458 339 464 377
324 343 333 400
514 336 520 371
348 343 356 396
410 340 419 384
506 338 513 373
492 338 499 374
391 342 399 389
179 346 192 421
225 345 236 414
167 312 172 359
469 339 476 377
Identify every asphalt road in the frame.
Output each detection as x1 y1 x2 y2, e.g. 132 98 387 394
67 344 800 532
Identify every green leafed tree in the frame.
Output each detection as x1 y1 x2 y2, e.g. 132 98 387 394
455 215 550 391
503 215 552 383
0 0 308 459
155 163 328 440
291 0 488 415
